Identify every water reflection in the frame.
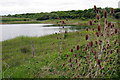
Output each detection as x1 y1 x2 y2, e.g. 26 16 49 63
1 24 80 41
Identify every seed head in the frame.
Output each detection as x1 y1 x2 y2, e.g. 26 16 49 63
85 34 89 40
76 45 80 50
69 58 72 62
104 10 107 18
86 27 88 31
96 14 100 20
75 59 78 63
94 5 97 11
89 41 93 47
110 8 114 15
92 28 94 31
97 24 101 32
97 59 101 65
66 54 69 57
70 64 72 67
96 32 99 37
89 20 92 25
116 49 119 54
114 29 118 34
70 49 73 52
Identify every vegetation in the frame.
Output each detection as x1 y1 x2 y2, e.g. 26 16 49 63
1 7 120 24
2 5 120 79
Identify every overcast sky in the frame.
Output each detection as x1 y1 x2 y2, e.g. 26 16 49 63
0 0 119 15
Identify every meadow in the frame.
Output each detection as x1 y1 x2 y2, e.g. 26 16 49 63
2 6 120 78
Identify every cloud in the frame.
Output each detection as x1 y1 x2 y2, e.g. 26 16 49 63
0 0 119 15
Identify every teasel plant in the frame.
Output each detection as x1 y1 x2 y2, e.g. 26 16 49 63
61 5 119 78
57 20 67 57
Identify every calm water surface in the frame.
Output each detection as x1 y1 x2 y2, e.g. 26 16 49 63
0 24 78 41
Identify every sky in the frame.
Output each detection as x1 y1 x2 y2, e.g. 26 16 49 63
0 0 119 15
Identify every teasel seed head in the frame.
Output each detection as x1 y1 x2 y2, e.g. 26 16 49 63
86 27 88 31
62 63 65 66
108 22 111 27
94 5 97 11
97 24 101 32
92 28 94 31
105 19 108 24
110 8 114 15
76 45 80 50
75 59 78 63
89 41 93 47
96 32 99 37
116 49 119 54
97 59 101 65
96 14 100 20
85 34 89 40
70 49 74 52
95 41 98 45
114 29 118 34
114 40 117 44
66 54 69 57
104 10 107 18
70 63 72 67
89 20 92 25
69 58 72 62
74 54 77 57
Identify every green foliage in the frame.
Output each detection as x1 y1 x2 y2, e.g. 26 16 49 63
2 8 120 21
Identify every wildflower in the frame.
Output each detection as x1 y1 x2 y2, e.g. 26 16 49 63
96 32 99 37
74 54 77 57
76 45 80 50
95 41 98 45
108 22 111 27
105 19 108 24
116 49 119 53
92 28 94 31
66 54 69 57
70 49 73 52
110 8 114 15
89 20 92 25
65 31 67 33
104 10 107 18
96 14 100 20
97 59 101 65
85 34 89 40
114 40 117 44
75 59 78 63
94 5 97 11
89 41 93 47
62 64 65 66
114 29 118 34
70 64 72 67
86 27 88 31
97 24 101 32
69 58 72 62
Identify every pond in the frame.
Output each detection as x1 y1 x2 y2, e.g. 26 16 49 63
0 24 82 41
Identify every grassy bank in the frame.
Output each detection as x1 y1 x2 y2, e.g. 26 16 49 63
2 27 119 78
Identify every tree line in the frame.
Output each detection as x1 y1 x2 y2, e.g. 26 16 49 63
3 7 120 20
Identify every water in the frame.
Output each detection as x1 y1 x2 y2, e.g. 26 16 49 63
0 24 79 41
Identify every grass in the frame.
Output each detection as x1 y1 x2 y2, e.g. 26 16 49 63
1 8 120 78
2 27 119 78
